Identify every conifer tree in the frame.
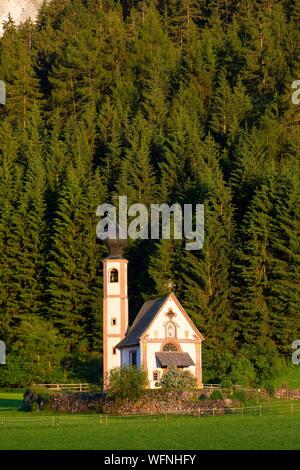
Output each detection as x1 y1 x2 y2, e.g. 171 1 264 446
116 113 157 206
47 164 106 349
0 109 46 340
268 171 300 355
0 18 41 128
234 179 280 381
0 0 299 385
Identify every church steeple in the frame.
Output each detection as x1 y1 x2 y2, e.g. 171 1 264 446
102 227 128 389
103 224 127 258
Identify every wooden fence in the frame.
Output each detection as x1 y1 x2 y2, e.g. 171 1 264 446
202 384 221 390
33 383 90 392
1 401 300 428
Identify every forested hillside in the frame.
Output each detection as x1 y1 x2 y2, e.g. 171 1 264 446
0 0 299 387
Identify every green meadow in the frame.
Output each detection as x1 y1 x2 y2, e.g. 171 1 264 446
0 392 299 450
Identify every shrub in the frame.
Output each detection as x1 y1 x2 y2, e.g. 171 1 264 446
22 386 51 411
0 352 66 388
229 357 256 388
0 317 68 387
220 378 232 388
232 389 247 403
0 354 31 387
265 381 275 397
158 366 196 391
62 352 102 384
107 366 148 401
210 389 223 400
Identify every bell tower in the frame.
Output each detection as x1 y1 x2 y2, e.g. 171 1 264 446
102 232 128 389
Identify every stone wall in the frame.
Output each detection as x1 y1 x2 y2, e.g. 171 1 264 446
275 389 300 400
33 387 300 414
48 390 238 415
49 392 104 413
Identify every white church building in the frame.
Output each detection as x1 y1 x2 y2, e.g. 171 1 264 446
102 237 204 389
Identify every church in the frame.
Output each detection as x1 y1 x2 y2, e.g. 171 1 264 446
102 236 204 389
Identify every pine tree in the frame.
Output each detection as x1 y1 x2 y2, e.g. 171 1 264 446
15 109 47 318
46 110 107 349
234 179 279 381
47 165 87 347
116 113 157 206
0 0 299 385
268 170 300 355
159 0 203 44
210 69 252 146
179 135 236 382
44 111 69 195
0 18 41 128
148 238 183 297
0 109 46 340
0 119 21 339
230 127 273 217
97 98 124 194
159 103 204 203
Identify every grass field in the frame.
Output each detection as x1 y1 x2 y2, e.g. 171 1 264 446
0 393 300 450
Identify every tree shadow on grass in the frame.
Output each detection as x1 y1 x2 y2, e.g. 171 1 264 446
0 396 23 412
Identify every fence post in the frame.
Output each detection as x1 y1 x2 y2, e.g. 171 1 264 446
100 414 103 425
259 404 262 417
105 415 108 425
242 407 244 418
80 383 82 392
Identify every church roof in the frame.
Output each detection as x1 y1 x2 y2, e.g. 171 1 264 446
155 352 195 367
116 295 168 348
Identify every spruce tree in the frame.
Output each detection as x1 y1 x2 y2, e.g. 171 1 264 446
116 113 157 206
0 18 41 128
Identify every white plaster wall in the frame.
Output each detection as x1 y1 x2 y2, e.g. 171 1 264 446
146 297 198 342
180 342 196 377
121 346 141 367
106 297 121 334
143 296 202 388
118 295 202 389
107 337 121 370
145 342 196 389
146 342 162 388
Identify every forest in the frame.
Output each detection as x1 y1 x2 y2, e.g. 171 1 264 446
0 0 299 388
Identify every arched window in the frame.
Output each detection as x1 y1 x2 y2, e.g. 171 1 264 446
163 343 178 352
109 268 119 283
166 321 176 338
